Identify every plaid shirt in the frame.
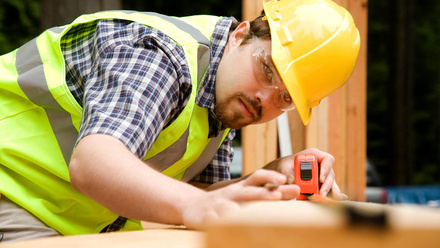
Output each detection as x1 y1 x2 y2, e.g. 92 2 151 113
61 15 236 184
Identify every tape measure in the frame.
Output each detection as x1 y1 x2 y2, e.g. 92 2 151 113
294 154 320 200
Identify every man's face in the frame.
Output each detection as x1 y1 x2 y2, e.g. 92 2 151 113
214 22 284 130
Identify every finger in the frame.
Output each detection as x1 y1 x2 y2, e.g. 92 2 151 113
228 169 292 201
242 169 287 187
329 181 348 201
286 175 295 185
278 184 300 200
341 193 349 200
233 184 284 201
278 157 295 184
319 169 335 197
318 154 335 183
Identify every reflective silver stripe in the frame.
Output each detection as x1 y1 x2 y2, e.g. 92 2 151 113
145 129 225 182
48 26 64 34
196 44 210 86
16 36 78 166
145 127 189 172
181 130 225 182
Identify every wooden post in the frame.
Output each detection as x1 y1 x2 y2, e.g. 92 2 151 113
335 0 368 201
242 0 263 20
241 0 367 201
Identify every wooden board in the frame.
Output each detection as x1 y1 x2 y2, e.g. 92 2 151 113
2 227 203 248
4 201 439 248
206 200 440 248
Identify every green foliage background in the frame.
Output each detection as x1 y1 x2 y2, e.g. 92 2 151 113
0 0 40 54
368 1 440 185
1 0 438 186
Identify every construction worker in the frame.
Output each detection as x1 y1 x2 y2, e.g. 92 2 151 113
0 0 360 242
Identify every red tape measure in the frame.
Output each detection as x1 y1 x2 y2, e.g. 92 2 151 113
294 154 320 200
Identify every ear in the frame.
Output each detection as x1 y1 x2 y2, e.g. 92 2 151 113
227 21 250 48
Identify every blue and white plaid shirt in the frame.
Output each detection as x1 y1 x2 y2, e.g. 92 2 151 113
61 15 236 184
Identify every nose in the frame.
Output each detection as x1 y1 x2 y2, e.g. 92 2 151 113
256 87 278 108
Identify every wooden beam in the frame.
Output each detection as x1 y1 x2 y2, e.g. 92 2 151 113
329 86 349 195
206 200 440 248
241 0 263 21
337 0 368 201
2 229 203 248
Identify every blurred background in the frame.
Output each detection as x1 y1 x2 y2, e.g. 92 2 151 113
1 0 438 203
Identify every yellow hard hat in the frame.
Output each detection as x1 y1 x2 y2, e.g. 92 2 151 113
263 0 361 125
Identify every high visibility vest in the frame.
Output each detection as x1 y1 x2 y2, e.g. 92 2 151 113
0 11 229 235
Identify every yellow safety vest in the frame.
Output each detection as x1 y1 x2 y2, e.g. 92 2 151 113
0 11 229 235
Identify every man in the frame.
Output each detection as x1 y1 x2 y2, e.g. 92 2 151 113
0 0 360 242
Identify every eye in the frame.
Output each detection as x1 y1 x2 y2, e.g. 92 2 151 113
263 63 273 78
281 91 292 104
261 59 274 83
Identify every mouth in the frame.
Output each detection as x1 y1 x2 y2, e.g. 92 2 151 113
239 98 257 119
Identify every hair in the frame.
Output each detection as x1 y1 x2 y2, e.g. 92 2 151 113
229 11 271 45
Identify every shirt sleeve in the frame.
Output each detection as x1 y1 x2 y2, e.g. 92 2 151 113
192 129 236 184
77 19 192 158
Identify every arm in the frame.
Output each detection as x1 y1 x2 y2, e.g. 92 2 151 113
69 134 199 225
69 134 300 229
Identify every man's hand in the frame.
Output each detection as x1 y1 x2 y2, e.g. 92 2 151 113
182 169 300 229
264 148 348 200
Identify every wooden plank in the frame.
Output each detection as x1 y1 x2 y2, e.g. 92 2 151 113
2 229 203 248
305 97 330 151
206 200 440 248
242 0 263 20
317 98 330 151
288 111 305 154
329 86 349 194
343 0 368 201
